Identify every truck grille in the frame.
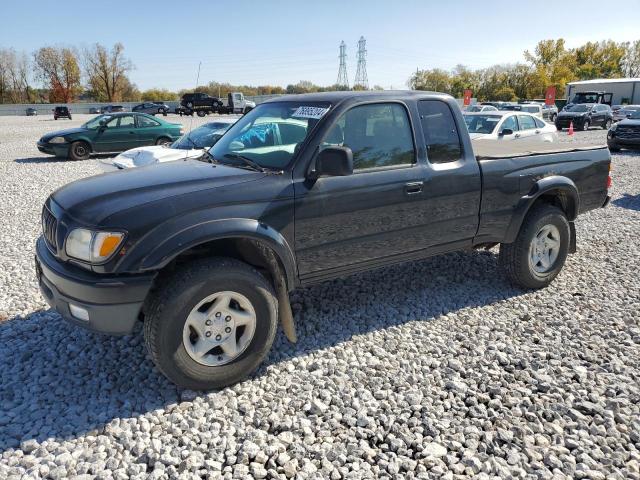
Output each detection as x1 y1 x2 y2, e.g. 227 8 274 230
42 206 58 251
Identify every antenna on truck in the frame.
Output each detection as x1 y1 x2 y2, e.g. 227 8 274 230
183 62 202 162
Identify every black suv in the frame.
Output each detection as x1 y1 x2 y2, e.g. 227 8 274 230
53 106 72 120
555 103 613 131
181 92 223 110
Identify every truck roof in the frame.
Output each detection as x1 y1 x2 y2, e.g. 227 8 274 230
263 90 452 105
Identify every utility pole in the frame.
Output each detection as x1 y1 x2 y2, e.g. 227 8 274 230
337 41 349 89
354 36 369 90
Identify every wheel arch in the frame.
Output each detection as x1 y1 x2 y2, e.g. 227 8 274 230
137 218 297 292
504 175 579 244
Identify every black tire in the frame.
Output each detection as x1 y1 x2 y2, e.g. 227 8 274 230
155 136 172 146
186 101 194 109
556 125 562 131
603 119 612 130
197 110 207 117
499 204 570 289
550 114 556 123
144 257 278 390
582 120 590 131
68 141 90 161
608 144 621 152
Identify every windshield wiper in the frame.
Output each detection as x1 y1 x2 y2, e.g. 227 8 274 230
222 153 269 173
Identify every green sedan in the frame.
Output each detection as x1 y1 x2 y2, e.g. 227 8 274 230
37 112 184 161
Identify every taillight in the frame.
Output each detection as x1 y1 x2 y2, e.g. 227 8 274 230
607 163 612 189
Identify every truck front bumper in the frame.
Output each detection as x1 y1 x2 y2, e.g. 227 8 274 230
35 237 156 335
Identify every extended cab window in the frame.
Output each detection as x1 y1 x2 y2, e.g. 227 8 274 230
418 100 462 164
324 103 415 171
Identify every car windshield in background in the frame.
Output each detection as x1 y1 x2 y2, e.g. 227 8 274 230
173 123 232 150
573 93 599 103
209 102 331 169
82 115 111 129
521 106 539 113
629 110 640 119
565 104 590 112
463 114 501 134
466 105 484 112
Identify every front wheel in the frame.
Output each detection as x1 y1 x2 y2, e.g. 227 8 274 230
143 258 278 390
197 110 206 117
582 120 590 131
69 141 90 161
155 136 172 146
499 204 570 289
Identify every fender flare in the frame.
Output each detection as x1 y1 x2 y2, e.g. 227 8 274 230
138 218 297 290
504 175 579 243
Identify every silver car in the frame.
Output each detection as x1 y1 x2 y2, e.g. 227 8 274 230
132 102 170 116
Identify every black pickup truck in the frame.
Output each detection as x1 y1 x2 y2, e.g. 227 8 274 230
35 91 611 389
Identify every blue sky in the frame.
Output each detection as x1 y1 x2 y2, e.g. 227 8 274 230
2 0 639 90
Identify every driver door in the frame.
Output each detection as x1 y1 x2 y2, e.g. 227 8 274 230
497 115 520 140
93 115 139 152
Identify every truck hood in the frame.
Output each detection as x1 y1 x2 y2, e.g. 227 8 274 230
51 160 264 225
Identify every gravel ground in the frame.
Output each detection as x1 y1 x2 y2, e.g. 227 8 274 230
1 115 639 479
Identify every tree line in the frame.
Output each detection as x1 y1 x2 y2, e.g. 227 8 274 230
1 38 639 104
409 39 640 102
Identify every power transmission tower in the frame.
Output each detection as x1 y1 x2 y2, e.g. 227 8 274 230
337 41 349 89
354 36 368 90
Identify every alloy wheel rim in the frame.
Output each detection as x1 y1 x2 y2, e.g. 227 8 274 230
528 224 561 274
182 290 256 366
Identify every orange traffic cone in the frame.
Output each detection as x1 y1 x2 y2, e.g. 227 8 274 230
568 121 574 136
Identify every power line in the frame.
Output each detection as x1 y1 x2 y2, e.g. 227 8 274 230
337 41 349 88
354 36 368 89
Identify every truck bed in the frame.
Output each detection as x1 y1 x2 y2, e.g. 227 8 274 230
472 138 608 160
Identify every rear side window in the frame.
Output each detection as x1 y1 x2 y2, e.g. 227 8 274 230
534 117 546 128
138 116 161 127
324 103 415 171
518 115 537 130
418 100 462 164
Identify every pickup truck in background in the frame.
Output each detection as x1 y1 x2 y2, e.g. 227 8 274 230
180 92 256 117
35 91 611 389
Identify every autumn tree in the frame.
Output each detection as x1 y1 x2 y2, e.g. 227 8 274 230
33 47 81 103
83 42 134 101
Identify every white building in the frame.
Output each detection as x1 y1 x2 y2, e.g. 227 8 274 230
566 78 640 105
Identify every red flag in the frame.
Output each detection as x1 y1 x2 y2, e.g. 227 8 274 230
545 86 556 106
463 90 472 106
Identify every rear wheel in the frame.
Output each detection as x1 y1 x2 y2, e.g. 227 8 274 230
143 258 278 390
155 136 172 146
197 110 206 117
603 119 612 130
69 141 90 161
499 204 570 289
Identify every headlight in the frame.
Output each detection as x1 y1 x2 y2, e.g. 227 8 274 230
610 123 617 131
179 128 185 135
66 228 125 263
49 136 67 144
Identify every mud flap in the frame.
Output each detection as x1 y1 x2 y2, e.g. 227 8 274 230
569 221 577 254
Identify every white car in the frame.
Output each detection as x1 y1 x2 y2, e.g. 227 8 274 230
463 111 558 142
102 118 237 170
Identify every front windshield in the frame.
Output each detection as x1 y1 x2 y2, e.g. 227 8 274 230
83 114 112 129
573 93 599 103
173 122 233 150
209 101 331 169
463 114 501 134
565 104 590 112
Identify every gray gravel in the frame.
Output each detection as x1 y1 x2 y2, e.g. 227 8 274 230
1 116 639 479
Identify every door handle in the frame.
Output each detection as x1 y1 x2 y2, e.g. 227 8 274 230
514 133 521 138
404 181 423 195
535 130 540 134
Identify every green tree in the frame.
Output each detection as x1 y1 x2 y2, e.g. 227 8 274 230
141 88 178 101
83 43 134 101
408 68 451 93
623 40 640 77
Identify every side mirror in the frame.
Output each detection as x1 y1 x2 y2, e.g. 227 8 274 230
313 146 353 178
499 128 514 136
